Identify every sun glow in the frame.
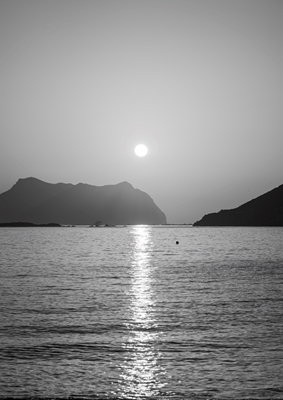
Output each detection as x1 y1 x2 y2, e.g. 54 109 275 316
135 144 148 157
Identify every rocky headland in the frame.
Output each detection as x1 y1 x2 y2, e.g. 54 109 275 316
0 177 167 225
194 184 283 226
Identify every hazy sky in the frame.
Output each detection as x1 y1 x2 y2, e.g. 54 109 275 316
1 0 283 223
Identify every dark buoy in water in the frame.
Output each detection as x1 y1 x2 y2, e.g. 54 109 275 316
176 241 179 245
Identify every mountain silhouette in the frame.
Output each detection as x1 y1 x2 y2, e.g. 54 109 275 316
194 184 283 226
0 177 167 225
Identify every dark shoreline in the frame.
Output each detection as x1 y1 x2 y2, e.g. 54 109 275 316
0 222 61 227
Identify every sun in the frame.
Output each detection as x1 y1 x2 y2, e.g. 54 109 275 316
135 144 148 157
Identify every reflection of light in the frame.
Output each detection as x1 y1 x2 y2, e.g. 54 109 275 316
117 226 166 398
121 331 163 398
130 226 155 329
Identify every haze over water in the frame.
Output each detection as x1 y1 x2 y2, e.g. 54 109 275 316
0 226 283 399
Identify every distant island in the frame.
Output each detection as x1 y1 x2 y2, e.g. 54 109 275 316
0 177 167 225
194 183 283 226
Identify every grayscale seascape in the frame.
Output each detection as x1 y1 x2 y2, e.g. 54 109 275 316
0 226 282 399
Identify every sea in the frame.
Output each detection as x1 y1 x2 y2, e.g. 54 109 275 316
0 225 283 399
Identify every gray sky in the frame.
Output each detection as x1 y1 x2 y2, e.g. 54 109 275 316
1 0 283 223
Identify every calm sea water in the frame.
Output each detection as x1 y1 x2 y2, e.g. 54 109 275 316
0 226 283 399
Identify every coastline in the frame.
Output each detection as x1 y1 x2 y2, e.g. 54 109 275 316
0 222 61 227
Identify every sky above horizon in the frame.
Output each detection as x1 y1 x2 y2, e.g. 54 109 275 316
1 0 283 223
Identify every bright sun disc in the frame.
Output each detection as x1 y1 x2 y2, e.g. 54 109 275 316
135 144 148 157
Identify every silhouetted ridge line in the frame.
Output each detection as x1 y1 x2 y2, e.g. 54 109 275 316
194 184 283 226
0 177 167 225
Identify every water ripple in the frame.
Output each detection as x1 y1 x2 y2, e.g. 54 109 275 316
0 226 283 398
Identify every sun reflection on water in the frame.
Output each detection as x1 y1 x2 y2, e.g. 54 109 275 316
117 226 166 398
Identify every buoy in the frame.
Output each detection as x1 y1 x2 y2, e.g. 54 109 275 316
176 241 179 245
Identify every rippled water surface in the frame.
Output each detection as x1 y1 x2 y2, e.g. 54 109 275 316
0 226 283 399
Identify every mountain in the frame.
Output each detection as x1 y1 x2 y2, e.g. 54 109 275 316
0 177 167 225
194 184 283 226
